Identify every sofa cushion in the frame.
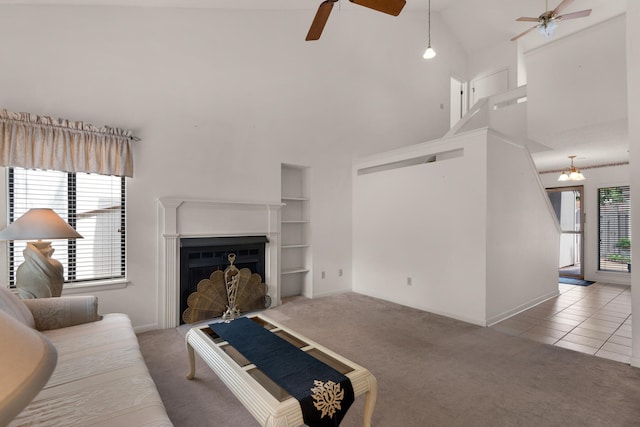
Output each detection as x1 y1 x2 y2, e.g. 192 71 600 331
23 295 100 331
0 285 35 329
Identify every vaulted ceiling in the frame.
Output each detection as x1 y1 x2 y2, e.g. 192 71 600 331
435 0 626 53
0 0 630 171
2 0 624 53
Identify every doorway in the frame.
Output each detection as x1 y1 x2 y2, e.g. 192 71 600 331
450 76 467 128
547 186 585 279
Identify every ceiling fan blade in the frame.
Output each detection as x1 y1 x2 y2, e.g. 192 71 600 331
349 0 406 16
516 17 540 22
557 9 592 21
552 0 575 15
306 1 336 41
510 25 540 42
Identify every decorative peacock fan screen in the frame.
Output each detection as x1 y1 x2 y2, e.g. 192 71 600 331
182 253 271 324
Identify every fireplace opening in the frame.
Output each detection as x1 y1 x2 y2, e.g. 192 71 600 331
179 236 268 324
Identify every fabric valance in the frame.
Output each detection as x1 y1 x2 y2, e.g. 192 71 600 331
0 109 135 177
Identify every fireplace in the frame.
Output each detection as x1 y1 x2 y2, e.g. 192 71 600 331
179 236 268 323
157 198 283 328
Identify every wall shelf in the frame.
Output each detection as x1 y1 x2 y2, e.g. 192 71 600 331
281 164 311 297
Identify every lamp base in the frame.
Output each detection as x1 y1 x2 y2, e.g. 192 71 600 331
16 241 64 299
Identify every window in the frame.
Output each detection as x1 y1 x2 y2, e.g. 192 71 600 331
598 186 631 272
8 167 126 286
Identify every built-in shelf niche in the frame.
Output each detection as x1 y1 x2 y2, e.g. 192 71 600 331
281 164 311 297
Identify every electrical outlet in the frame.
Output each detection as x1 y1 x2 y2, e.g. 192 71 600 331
321 271 326 279
407 277 412 286
338 269 343 277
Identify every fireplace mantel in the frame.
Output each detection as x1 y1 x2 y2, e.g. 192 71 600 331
157 197 283 328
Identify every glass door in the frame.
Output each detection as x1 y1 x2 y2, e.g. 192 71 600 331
547 186 584 279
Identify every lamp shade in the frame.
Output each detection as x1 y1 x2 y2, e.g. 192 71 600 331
0 208 82 241
423 45 436 59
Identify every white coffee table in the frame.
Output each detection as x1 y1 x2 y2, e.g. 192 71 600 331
185 314 378 427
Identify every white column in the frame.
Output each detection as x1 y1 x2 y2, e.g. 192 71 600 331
162 235 179 328
158 198 183 329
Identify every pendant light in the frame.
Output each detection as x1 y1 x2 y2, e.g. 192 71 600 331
557 155 586 181
423 0 436 59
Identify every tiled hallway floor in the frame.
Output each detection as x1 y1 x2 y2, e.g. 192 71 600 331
491 282 632 364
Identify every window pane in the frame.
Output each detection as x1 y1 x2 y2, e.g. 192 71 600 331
9 169 70 283
8 168 125 285
598 186 631 272
74 173 125 281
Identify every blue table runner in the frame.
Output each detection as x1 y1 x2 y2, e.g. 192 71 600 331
210 317 354 427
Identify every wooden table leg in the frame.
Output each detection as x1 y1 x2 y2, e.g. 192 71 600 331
186 340 196 380
363 375 378 427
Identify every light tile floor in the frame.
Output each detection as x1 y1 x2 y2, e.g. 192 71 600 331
491 282 632 364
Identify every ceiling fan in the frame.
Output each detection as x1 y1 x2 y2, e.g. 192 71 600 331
510 0 592 42
306 0 406 41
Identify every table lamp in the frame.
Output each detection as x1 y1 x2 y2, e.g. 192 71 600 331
0 208 83 299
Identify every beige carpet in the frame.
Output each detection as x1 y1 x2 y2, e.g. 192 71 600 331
137 292 640 426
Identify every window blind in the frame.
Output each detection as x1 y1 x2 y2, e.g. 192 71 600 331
8 167 126 285
598 186 631 272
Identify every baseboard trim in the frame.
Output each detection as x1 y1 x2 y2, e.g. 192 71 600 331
486 289 560 327
351 289 487 326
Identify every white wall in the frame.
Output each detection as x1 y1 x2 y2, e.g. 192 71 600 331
540 164 630 285
485 133 559 324
0 5 468 329
527 14 627 143
468 41 518 92
352 131 488 325
517 44 527 87
352 128 559 326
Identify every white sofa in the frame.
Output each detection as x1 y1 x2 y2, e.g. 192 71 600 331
0 286 173 426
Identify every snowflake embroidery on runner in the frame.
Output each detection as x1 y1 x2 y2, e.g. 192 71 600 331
310 379 344 419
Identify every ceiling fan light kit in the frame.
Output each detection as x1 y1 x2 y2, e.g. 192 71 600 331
558 155 586 181
538 19 558 38
422 0 436 59
306 0 406 41
510 0 592 42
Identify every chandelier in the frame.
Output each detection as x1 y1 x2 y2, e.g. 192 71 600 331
557 155 585 181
